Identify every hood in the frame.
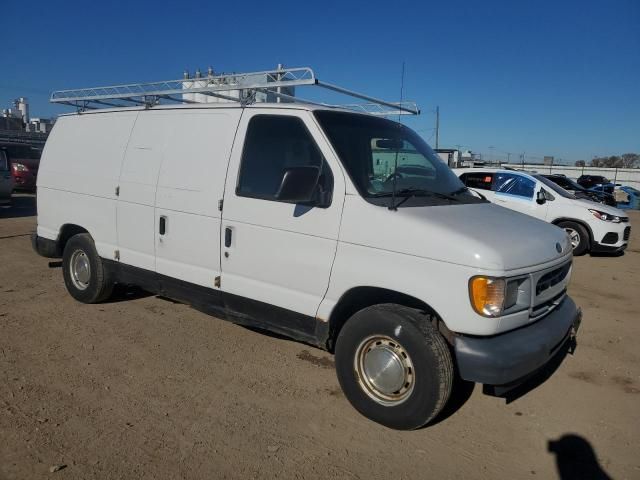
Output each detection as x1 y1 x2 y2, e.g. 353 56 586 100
340 197 572 271
573 198 626 217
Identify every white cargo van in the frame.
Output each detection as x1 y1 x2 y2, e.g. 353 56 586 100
33 70 581 429
456 168 631 255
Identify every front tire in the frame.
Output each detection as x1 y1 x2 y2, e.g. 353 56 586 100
335 304 453 430
62 233 114 303
557 221 589 256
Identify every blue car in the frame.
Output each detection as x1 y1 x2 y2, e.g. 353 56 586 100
617 186 640 210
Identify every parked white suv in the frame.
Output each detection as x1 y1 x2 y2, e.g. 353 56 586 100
456 168 631 255
33 104 581 429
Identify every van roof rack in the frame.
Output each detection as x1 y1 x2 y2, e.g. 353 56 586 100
50 66 419 116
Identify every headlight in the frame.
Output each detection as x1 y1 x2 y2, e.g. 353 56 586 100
469 276 527 317
11 162 29 172
589 209 621 223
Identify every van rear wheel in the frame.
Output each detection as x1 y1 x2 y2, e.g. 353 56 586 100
62 233 113 303
335 304 453 430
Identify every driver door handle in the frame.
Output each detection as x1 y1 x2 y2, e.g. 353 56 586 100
159 216 167 235
224 227 232 248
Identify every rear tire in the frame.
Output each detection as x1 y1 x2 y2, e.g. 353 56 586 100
62 233 114 303
335 304 453 430
557 221 589 256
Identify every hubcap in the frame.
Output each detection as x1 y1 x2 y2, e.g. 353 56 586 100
355 336 414 406
564 228 580 249
70 250 91 290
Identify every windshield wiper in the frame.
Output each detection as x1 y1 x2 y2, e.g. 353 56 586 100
370 188 461 209
449 186 469 196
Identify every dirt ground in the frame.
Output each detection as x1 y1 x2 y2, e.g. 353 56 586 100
1 194 639 480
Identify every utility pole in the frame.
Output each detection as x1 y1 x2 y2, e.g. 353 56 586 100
435 106 440 149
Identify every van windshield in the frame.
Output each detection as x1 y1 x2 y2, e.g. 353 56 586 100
314 111 484 207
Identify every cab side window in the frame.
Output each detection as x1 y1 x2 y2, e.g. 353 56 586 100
460 172 494 190
493 173 535 199
237 115 333 202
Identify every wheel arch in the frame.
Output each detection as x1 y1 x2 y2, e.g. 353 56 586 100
326 286 452 352
551 217 594 246
57 223 90 254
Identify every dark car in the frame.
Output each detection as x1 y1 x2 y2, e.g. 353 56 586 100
543 174 617 207
577 174 610 190
0 150 13 205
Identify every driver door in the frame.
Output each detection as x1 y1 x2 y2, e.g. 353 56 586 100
220 111 345 320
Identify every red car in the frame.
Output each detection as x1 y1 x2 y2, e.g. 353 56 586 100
6 146 40 192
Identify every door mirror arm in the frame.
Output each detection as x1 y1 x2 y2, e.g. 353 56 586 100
275 166 321 204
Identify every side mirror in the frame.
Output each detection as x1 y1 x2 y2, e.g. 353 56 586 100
536 190 547 205
275 166 321 204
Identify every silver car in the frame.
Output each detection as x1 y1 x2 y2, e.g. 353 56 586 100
0 150 13 205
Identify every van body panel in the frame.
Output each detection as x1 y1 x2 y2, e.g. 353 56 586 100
153 110 242 287
117 111 161 271
337 194 571 271
38 113 136 199
221 109 346 318
321 209 572 336
37 113 137 258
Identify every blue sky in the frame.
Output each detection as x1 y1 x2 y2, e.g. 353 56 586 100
2 0 638 164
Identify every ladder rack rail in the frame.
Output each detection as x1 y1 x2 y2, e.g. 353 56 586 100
50 66 419 116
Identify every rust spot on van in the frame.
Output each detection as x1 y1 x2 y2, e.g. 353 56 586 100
297 350 334 369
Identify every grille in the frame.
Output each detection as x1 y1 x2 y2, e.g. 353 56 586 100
531 290 566 319
602 232 619 244
624 227 631 241
536 263 571 296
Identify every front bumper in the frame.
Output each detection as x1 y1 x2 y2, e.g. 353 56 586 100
31 233 61 258
454 296 581 386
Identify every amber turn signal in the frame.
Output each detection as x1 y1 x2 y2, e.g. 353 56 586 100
469 276 506 317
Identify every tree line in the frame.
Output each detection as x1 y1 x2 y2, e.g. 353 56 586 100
575 153 640 168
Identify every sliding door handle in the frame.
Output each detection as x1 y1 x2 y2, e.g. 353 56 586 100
159 216 167 235
224 227 232 248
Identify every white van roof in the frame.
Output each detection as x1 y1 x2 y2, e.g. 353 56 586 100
56 101 364 118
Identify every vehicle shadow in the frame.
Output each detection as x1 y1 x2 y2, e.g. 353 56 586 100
103 284 154 303
590 251 625 258
429 376 475 426
548 434 612 480
490 336 575 404
0 194 37 219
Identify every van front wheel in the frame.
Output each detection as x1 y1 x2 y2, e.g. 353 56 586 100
335 304 453 430
62 233 114 303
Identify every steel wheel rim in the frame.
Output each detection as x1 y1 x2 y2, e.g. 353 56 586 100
354 335 415 406
564 228 580 249
70 250 91 290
